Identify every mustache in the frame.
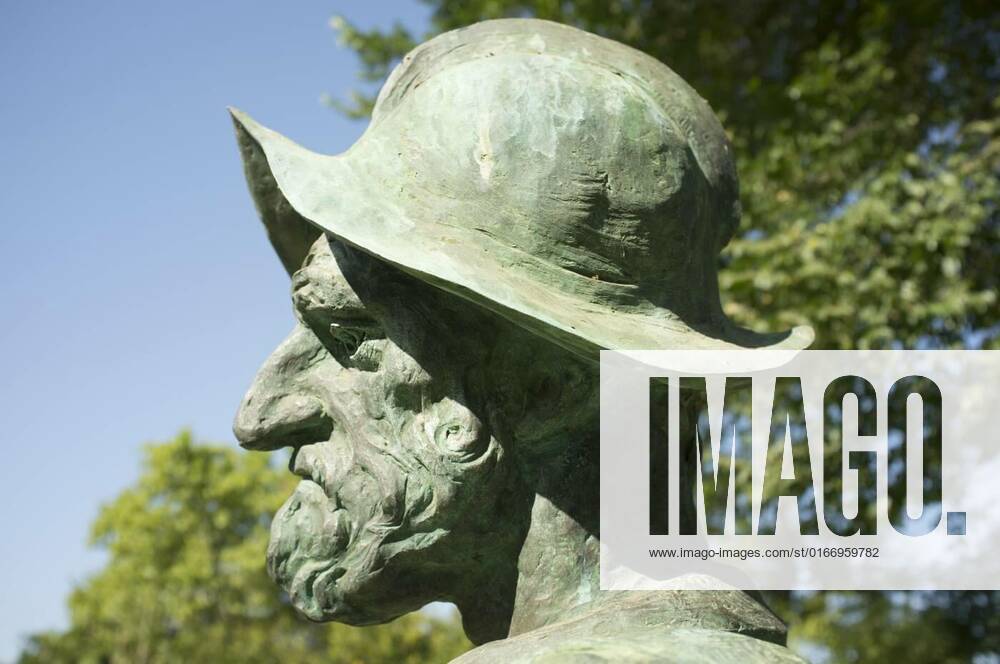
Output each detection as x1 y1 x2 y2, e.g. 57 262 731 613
295 439 429 530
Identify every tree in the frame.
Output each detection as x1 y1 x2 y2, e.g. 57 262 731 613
18 432 471 664
331 2 999 661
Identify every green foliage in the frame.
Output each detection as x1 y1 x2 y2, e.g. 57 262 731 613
18 432 471 664
332 1 999 660
778 589 1000 663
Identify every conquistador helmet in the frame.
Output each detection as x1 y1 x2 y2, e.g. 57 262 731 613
232 18 813 359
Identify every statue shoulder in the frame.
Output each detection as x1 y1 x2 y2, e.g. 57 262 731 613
452 624 807 663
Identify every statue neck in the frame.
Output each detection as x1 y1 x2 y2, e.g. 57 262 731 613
496 412 787 648
507 436 603 636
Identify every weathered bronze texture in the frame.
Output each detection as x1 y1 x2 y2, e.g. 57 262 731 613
232 18 808 662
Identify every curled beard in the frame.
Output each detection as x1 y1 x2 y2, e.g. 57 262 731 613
266 444 443 623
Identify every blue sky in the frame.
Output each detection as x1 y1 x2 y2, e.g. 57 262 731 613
0 2 430 659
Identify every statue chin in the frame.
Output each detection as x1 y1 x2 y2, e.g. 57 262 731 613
266 474 448 625
266 480 359 622
267 480 406 624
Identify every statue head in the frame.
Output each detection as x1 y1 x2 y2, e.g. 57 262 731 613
234 233 595 641
231 18 810 643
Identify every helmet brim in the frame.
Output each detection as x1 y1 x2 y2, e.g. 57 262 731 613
231 108 813 362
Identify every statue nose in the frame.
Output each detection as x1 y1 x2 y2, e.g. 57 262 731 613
234 392 332 451
234 325 334 451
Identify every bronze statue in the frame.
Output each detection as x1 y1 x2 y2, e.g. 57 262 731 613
232 18 810 662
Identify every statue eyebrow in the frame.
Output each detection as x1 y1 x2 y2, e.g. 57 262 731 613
291 265 380 330
328 316 381 332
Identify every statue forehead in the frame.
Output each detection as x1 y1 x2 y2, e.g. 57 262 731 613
296 237 361 303
296 235 500 357
296 236 411 305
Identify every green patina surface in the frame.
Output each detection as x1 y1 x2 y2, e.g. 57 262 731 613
233 18 807 663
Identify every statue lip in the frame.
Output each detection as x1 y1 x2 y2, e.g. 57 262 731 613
287 445 304 475
289 446 324 488
288 445 345 509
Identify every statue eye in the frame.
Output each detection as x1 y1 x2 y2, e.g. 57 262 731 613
289 247 383 369
329 321 383 371
329 322 366 355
